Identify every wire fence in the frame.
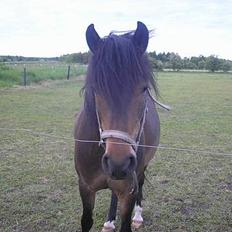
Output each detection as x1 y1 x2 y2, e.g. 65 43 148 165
0 62 87 86
0 127 231 157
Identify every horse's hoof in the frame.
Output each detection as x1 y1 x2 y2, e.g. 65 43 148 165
132 220 143 230
101 226 115 232
101 221 115 232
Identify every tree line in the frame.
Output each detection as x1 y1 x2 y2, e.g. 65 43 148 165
149 52 232 72
60 52 232 72
0 56 59 62
1 52 232 72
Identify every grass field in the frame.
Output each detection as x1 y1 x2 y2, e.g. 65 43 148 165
0 62 86 87
0 72 232 232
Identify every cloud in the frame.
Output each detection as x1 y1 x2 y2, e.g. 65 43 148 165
0 0 231 59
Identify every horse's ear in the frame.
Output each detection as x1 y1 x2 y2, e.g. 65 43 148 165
86 24 101 53
133 21 149 54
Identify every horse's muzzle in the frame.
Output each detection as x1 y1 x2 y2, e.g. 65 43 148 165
102 153 137 180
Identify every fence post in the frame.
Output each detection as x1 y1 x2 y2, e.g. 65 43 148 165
23 65 27 86
67 65 70 80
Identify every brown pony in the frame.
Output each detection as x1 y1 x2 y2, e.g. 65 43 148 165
74 21 160 232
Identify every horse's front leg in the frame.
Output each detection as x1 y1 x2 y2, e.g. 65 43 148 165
132 172 145 229
118 191 137 232
79 179 96 232
102 191 118 232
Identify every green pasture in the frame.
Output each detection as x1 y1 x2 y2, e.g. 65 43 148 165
0 62 86 87
0 72 231 231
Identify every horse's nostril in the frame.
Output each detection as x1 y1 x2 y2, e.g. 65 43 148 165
128 155 137 171
102 154 110 172
112 169 127 179
102 153 137 179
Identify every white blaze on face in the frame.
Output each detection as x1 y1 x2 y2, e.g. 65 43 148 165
133 205 143 222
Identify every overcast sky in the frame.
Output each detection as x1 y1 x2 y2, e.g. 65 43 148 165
0 0 232 59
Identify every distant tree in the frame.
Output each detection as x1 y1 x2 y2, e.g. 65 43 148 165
221 60 231 72
149 57 163 71
157 52 169 62
182 57 189 69
169 53 182 71
60 52 90 64
205 55 221 72
198 60 206 70
149 51 157 59
82 52 90 64
188 62 198 70
182 57 198 70
190 56 199 66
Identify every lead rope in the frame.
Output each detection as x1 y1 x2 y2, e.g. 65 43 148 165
147 89 171 111
135 100 148 151
95 101 104 146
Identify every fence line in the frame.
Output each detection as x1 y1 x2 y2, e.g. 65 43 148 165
22 65 73 86
0 127 231 157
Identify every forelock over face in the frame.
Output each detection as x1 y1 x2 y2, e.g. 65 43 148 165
84 22 158 116
86 34 149 115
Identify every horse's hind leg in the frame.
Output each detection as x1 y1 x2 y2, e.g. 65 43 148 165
102 191 117 232
79 179 95 232
132 172 145 229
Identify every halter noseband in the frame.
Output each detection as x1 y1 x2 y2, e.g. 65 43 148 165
95 95 148 152
101 130 138 151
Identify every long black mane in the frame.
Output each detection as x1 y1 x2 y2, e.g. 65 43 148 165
83 31 158 115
